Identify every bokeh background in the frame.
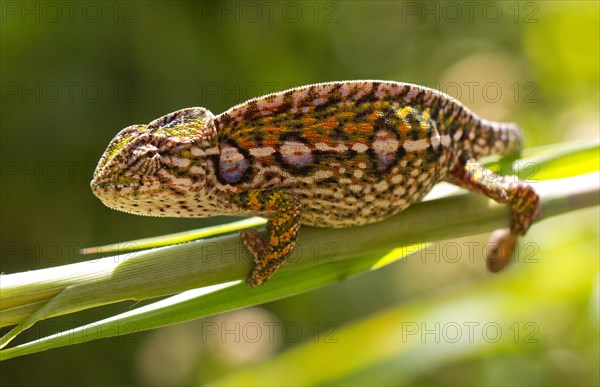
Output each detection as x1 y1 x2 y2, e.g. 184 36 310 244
1 1 598 385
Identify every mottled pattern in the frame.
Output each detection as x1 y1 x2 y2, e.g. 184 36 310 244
91 80 539 286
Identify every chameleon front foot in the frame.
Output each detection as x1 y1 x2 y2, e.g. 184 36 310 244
234 189 301 287
240 229 273 287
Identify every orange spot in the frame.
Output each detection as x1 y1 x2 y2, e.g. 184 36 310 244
368 111 382 121
345 123 357 132
359 123 373 131
322 116 339 129
338 111 354 119
269 236 279 246
303 117 316 124
240 140 255 149
304 131 320 139
265 125 285 133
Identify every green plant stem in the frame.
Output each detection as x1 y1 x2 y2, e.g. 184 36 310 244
1 173 597 332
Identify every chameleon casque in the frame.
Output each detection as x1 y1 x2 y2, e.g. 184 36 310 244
91 81 540 287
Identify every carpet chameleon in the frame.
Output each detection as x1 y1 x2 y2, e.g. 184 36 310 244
91 80 540 286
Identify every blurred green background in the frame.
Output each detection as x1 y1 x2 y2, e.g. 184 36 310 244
1 1 598 385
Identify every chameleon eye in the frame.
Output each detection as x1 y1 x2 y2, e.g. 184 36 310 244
130 144 161 175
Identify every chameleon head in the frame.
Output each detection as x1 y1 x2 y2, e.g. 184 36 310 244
91 107 220 217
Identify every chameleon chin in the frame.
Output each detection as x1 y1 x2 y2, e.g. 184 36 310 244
91 80 540 287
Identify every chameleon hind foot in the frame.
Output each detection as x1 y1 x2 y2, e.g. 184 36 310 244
447 159 541 272
234 190 301 287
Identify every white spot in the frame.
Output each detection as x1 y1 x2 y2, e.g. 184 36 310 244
354 169 364 179
373 132 400 167
221 146 245 162
191 147 202 156
374 181 389 192
373 137 400 153
203 148 220 156
391 174 403 184
315 142 348 152
352 143 369 153
430 132 441 149
441 135 451 147
365 195 376 202
313 170 334 180
171 157 190 168
349 184 363 193
454 129 462 141
314 187 334 197
190 166 203 175
249 147 276 157
403 139 429 152
358 162 367 169
339 178 353 184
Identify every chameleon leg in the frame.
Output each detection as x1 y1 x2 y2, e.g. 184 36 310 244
233 190 301 287
446 159 540 272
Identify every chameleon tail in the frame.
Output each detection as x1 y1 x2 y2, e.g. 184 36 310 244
471 119 523 159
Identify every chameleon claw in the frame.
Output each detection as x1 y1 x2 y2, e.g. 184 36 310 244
486 228 518 273
240 229 268 287
240 229 266 260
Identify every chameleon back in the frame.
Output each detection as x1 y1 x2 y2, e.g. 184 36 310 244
213 81 455 227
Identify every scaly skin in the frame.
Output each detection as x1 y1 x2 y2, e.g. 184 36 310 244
91 81 540 286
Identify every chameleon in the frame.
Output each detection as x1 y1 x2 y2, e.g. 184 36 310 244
90 81 540 287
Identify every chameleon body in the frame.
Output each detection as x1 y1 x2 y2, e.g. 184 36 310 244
91 81 540 286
